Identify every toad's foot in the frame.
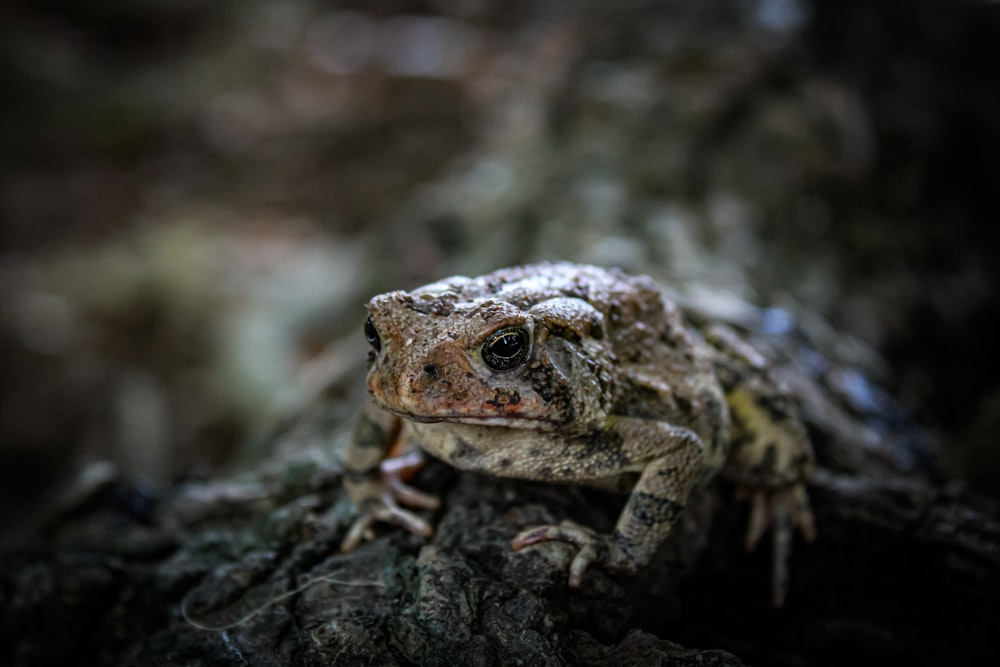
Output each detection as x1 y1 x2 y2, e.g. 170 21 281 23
738 483 816 606
511 520 639 588
340 453 440 552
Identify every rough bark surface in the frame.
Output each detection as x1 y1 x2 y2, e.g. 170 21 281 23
2 331 998 666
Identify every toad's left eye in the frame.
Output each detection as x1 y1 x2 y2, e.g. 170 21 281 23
481 326 530 370
364 316 381 352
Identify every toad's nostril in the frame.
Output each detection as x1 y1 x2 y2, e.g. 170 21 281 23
423 364 440 380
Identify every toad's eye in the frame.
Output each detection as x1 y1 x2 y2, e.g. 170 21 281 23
364 316 381 352
481 326 530 370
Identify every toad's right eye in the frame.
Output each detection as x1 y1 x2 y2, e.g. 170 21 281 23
481 326 530 371
364 316 381 352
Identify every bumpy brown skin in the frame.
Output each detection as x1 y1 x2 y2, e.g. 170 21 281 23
341 262 814 600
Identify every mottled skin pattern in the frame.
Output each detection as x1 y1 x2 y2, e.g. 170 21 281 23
341 262 815 602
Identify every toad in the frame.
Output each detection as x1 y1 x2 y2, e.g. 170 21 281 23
340 262 815 603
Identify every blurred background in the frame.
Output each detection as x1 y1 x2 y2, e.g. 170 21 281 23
1 0 998 538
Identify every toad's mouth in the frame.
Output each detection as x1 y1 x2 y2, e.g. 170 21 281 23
382 407 559 428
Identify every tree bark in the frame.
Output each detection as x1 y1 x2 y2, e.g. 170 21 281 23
2 385 998 666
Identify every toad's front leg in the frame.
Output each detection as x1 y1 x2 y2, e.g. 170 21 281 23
340 398 440 551
512 419 704 588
